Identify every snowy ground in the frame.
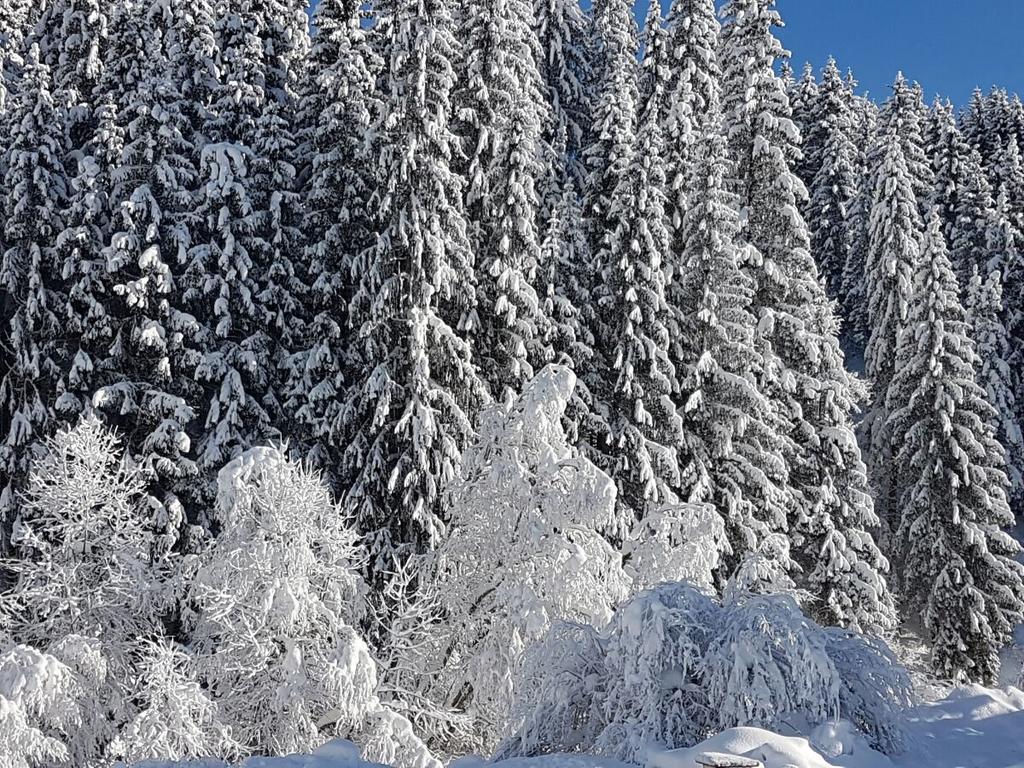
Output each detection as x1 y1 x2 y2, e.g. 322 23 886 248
149 685 1024 768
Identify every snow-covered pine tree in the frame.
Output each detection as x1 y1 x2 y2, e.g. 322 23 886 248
962 87 991 162
990 136 1024 237
862 126 923 534
662 0 719 280
674 108 790 581
533 0 592 189
182 0 282 496
638 0 668 124
50 95 121 427
590 61 683 531
284 0 382 472
721 0 893 629
808 58 859 299
876 73 934 215
337 0 487 568
789 61 820 188
840 92 880 349
966 266 1024 516
453 0 551 401
583 0 637 263
94 9 204 521
950 148 998 288
32 0 108 152
0 45 68 527
888 211 1024 683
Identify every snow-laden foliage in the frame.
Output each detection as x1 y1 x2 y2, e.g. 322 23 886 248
184 446 439 768
0 416 166 654
500 582 914 762
425 364 631 752
112 640 239 764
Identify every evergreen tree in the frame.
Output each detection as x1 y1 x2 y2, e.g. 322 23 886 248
674 117 790 580
863 127 923 533
0 45 68 525
662 0 719 278
808 58 859 298
284 0 382 472
950 148 998 288
721 1 892 628
888 211 1024 683
789 62 820 187
182 0 283 493
967 266 1024 516
638 0 668 123
95 15 204 517
840 93 879 349
583 0 637 263
876 73 934 215
453 0 551 401
533 0 592 188
338 0 487 567
592 75 683 527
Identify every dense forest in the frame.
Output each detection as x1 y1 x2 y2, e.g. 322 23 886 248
2 0 1024 765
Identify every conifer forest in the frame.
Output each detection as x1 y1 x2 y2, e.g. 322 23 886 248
2 1 1024 767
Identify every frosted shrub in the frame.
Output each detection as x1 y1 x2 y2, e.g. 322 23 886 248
1 416 164 652
500 583 913 762
425 365 631 752
185 446 439 768
112 640 239 764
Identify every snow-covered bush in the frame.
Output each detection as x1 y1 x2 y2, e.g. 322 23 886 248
0 417 167 654
112 640 239 764
0 643 82 768
184 447 438 768
424 365 631 752
499 583 913 762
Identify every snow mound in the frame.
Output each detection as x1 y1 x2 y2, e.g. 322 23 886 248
648 726 893 768
130 739 388 768
904 684 1024 768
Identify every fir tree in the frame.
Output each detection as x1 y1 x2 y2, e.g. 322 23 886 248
592 76 683 528
789 61 819 188
96 29 204 517
338 0 487 567
808 58 859 298
533 0 592 188
888 211 1024 683
966 266 1024 516
0 45 68 525
674 119 790 580
453 0 551 401
284 0 382 472
876 73 934 214
863 127 923 533
721 1 892 628
662 0 719 278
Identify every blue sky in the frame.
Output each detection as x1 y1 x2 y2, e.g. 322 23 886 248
310 1 1023 105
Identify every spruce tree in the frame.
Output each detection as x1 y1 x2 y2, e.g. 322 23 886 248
789 62 820 188
338 0 488 567
863 127 923 533
967 266 1024 516
284 0 381 472
950 148 998 288
592 79 683 529
721 1 893 628
0 45 68 523
840 93 879 349
662 0 719 278
583 0 637 263
533 0 592 188
888 211 1024 683
876 73 933 215
453 0 551 401
808 58 859 299
674 117 790 581
96 11 203 516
